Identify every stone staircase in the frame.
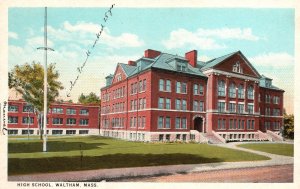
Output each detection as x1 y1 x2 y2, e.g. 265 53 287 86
205 132 225 144
266 130 284 142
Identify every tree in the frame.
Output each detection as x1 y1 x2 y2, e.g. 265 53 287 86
283 113 294 139
9 61 63 139
78 92 100 104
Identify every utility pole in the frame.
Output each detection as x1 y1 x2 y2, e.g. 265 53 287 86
37 7 54 152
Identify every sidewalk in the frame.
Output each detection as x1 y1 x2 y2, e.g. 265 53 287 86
8 142 294 182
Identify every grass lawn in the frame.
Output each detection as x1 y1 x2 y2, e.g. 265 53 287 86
8 136 270 175
238 143 294 157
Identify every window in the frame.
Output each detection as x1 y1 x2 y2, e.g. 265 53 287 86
176 82 181 93
176 99 181 110
182 100 187 110
181 118 187 129
166 98 171 109
142 79 147 91
181 83 187 93
52 130 63 135
247 120 255 130
265 107 271 116
23 105 33 112
218 80 225 96
273 96 280 104
193 84 198 95
266 94 271 103
158 98 164 109
238 119 244 130
238 104 244 114
232 61 243 73
52 107 63 114
176 82 187 94
199 84 204 95
79 130 89 134
218 119 226 130
273 122 280 130
53 118 63 125
218 101 225 112
116 73 122 82
159 134 164 141
193 84 204 95
80 109 89 115
66 130 76 135
229 83 236 98
248 104 254 114
66 108 76 115
8 116 18 124
22 117 34 124
238 84 244 99
142 98 146 109
67 118 76 125
273 109 280 116
175 117 180 129
193 101 199 111
199 101 204 111
80 119 89 125
159 79 164 91
139 80 143 92
177 62 187 71
141 117 146 128
8 105 19 112
175 117 187 129
8 130 18 135
165 117 171 129
158 116 164 129
229 119 234 130
247 85 254 99
166 80 171 92
228 103 236 113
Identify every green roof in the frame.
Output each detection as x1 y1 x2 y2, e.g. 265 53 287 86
201 51 238 70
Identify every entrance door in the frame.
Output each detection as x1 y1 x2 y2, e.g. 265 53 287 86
194 117 203 132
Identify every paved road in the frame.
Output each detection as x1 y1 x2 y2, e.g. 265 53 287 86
116 164 293 182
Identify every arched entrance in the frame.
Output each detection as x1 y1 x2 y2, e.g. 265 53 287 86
193 115 205 133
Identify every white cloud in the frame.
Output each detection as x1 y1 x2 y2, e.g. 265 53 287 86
46 21 144 49
8 32 18 39
197 28 259 41
162 28 225 50
249 52 294 68
162 27 260 50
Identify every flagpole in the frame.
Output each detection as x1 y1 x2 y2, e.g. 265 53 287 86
43 7 48 152
37 7 54 152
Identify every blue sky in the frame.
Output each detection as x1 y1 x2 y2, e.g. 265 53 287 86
8 7 294 113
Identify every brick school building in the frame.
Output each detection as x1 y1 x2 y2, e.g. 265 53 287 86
100 49 284 143
7 99 100 136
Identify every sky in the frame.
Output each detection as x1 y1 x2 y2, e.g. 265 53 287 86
8 7 294 113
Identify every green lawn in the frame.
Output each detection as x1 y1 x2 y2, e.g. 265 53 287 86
238 143 294 157
8 136 270 175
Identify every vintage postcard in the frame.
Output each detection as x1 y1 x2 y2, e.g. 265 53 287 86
0 0 299 189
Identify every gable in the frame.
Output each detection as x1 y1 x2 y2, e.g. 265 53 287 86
111 64 128 84
214 53 260 78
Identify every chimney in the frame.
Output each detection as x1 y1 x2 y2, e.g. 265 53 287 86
144 49 161 59
185 50 197 67
128 60 136 66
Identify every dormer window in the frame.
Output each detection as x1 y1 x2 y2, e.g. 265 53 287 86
265 79 272 87
232 61 243 73
176 62 187 72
